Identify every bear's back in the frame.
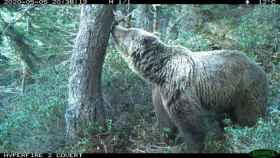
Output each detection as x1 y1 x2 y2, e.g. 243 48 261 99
181 50 266 111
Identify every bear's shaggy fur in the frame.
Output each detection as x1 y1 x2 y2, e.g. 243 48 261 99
112 25 268 152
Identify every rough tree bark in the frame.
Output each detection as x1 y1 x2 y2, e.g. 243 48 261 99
65 5 114 144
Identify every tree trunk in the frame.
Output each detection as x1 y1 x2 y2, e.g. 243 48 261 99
152 5 160 33
65 4 114 145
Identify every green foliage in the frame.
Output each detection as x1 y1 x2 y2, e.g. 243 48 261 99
162 128 172 138
225 106 280 153
106 119 113 132
176 31 211 51
0 6 80 68
236 5 280 51
0 63 68 152
102 49 144 85
61 137 95 153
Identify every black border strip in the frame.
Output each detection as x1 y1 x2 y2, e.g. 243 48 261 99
0 0 279 4
2 153 280 158
81 153 252 158
0 153 252 158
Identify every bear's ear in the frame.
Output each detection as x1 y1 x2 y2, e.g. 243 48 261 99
143 36 157 45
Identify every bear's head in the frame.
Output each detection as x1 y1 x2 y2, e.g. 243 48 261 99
112 25 160 58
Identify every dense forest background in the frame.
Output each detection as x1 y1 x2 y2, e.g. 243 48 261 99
0 5 280 153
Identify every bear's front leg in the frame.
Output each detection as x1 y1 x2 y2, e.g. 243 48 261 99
160 88 211 152
152 85 178 143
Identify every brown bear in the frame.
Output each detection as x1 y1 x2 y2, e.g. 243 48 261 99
111 25 268 152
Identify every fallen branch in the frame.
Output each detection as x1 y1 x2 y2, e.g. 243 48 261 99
0 86 21 94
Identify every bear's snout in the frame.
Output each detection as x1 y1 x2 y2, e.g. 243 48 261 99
112 25 129 43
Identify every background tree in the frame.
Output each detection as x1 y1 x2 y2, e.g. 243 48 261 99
134 5 153 31
0 6 40 92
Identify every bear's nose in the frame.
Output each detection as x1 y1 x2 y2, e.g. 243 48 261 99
112 25 128 41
